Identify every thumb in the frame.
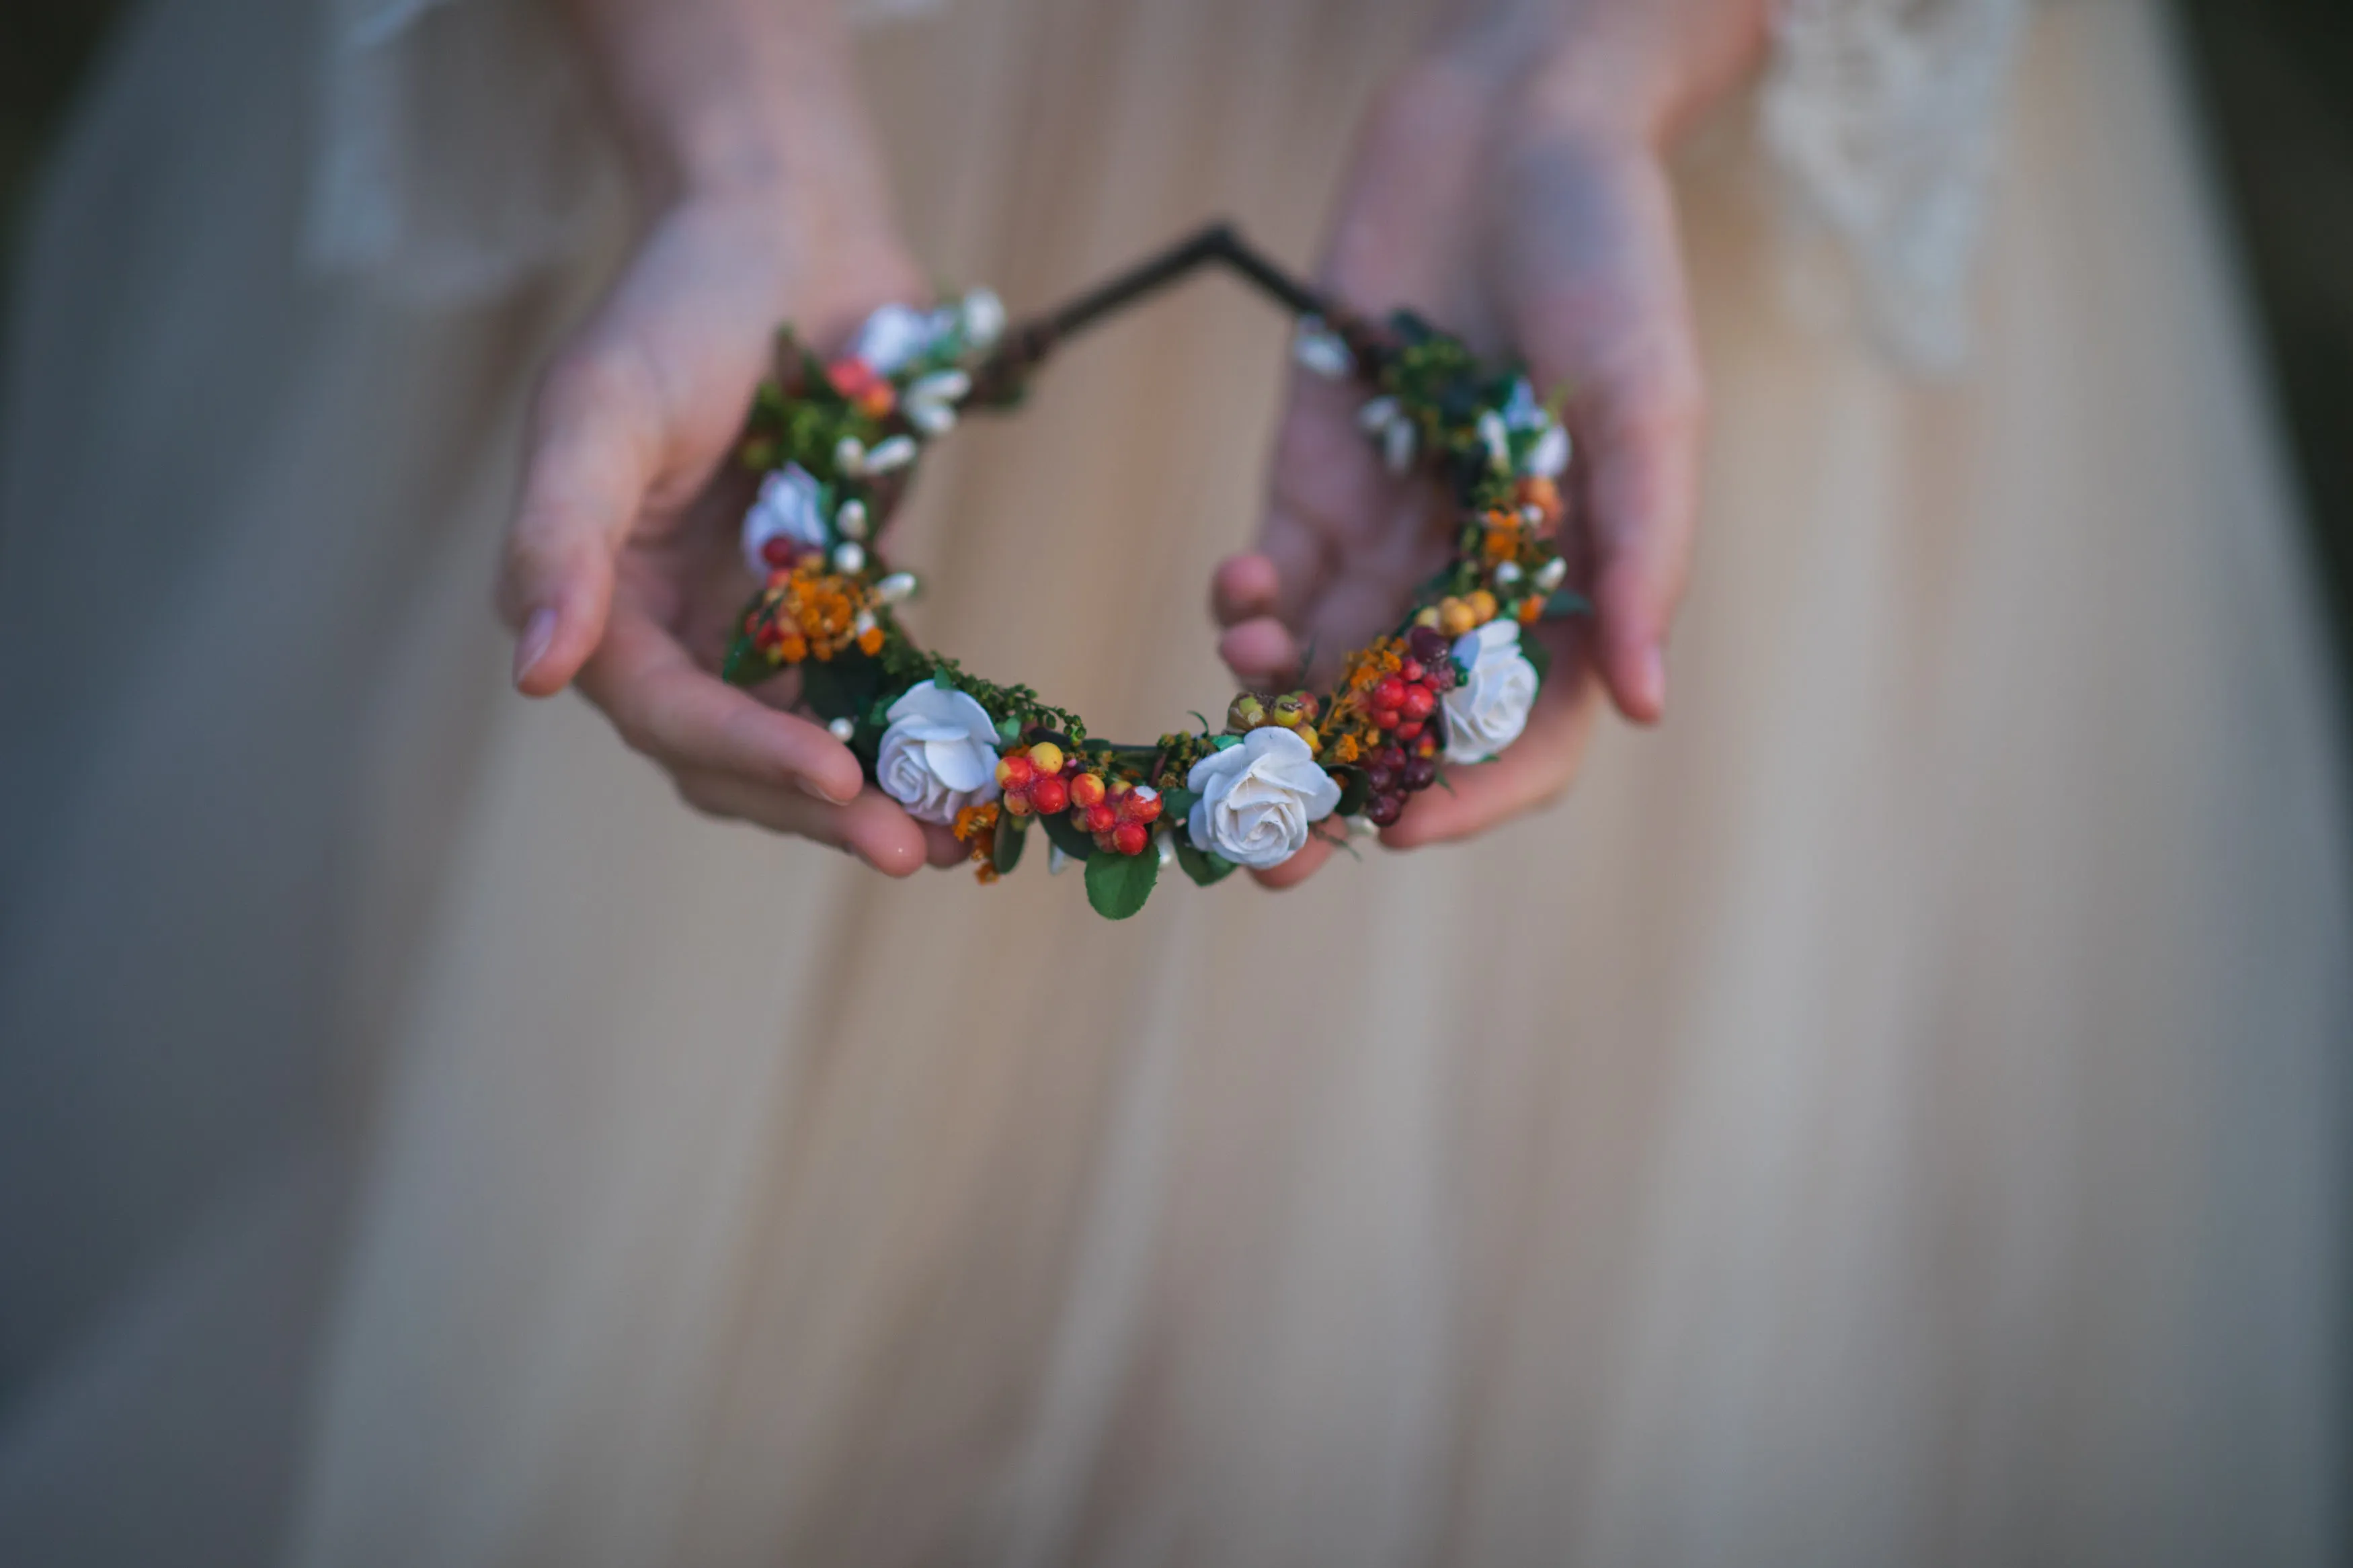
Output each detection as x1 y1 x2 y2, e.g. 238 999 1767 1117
498 340 664 696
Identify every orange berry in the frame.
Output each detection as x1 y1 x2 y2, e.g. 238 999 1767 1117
1029 774 1068 815
1517 594 1543 624
1069 772 1105 809
857 627 884 655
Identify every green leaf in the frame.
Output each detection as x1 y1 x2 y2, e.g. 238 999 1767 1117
1542 588 1592 620
1084 848 1159 919
1158 786 1198 822
1334 768 1370 818
1174 837 1237 887
1039 808 1094 862
1517 624 1552 684
994 811 1028 875
800 652 883 724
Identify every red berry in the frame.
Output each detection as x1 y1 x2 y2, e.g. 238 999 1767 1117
1373 745 1406 772
1365 764 1397 792
760 537 797 569
1029 775 1069 815
1403 756 1438 790
1373 675 1408 711
1085 802 1117 834
1400 684 1436 720
1069 772 1106 809
1407 626 1449 663
1400 659 1425 684
1371 707 1401 730
1125 790 1163 825
1111 821 1150 856
996 753 1035 790
1002 791 1033 817
1367 792 1405 827
1396 720 1425 741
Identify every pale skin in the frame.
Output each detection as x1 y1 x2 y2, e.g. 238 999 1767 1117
497 0 1767 881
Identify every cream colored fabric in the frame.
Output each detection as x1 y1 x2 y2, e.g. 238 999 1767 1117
1 0 2345 1563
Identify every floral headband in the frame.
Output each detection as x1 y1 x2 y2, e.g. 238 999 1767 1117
726 224 1582 919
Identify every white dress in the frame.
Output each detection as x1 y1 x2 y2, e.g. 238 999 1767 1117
0 0 2343 1563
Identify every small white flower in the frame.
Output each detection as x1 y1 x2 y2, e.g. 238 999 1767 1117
834 436 867 476
875 684 1002 824
863 435 919 474
1501 377 1544 429
1493 560 1523 588
1156 829 1178 869
1521 422 1570 479
741 463 830 574
961 289 1007 349
850 303 938 375
1442 620 1540 764
876 571 920 605
1533 556 1568 593
901 369 970 436
1383 418 1417 474
828 716 856 742
1356 396 1401 435
1293 317 1353 380
832 541 867 575
852 609 877 638
836 498 869 540
1478 410 1511 471
1185 727 1341 870
1049 844 1074 875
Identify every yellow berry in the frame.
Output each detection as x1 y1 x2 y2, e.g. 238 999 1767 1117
1467 589 1499 624
1439 598 1477 637
1028 741 1065 776
1296 725 1320 753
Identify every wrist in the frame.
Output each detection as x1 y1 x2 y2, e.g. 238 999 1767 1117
1425 0 1769 147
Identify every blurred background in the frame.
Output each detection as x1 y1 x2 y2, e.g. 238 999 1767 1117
6 0 2351 730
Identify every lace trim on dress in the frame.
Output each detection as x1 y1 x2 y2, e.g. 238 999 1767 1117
1759 0 2032 368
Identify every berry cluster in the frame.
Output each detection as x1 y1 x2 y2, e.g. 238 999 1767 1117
994 741 1165 857
741 561 881 664
1353 624 1456 825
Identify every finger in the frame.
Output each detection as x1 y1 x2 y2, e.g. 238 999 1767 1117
1380 672 1600 848
923 823 969 869
1218 617 1301 689
577 606 867 804
1211 552 1283 627
1577 352 1701 725
672 770 936 877
1251 831 1337 891
500 339 669 696
1504 146 1704 725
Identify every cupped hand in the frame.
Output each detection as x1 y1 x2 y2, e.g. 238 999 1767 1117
495 195 964 874
1214 1 1763 886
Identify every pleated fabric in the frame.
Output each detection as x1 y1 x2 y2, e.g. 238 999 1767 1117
0 1 2342 1564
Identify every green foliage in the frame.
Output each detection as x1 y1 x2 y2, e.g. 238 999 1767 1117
1174 837 1236 887
1039 808 1094 862
1085 846 1158 919
1516 624 1552 685
994 811 1028 875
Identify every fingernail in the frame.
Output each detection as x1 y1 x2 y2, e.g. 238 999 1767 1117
801 777 857 807
512 608 557 687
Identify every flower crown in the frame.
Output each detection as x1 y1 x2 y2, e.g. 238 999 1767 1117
726 224 1583 919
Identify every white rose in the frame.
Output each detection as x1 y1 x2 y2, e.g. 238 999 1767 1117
876 684 1002 824
848 303 934 374
1443 620 1540 764
1185 727 1341 870
741 463 829 574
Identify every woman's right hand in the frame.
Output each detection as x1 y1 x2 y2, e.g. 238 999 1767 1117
497 0 963 874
